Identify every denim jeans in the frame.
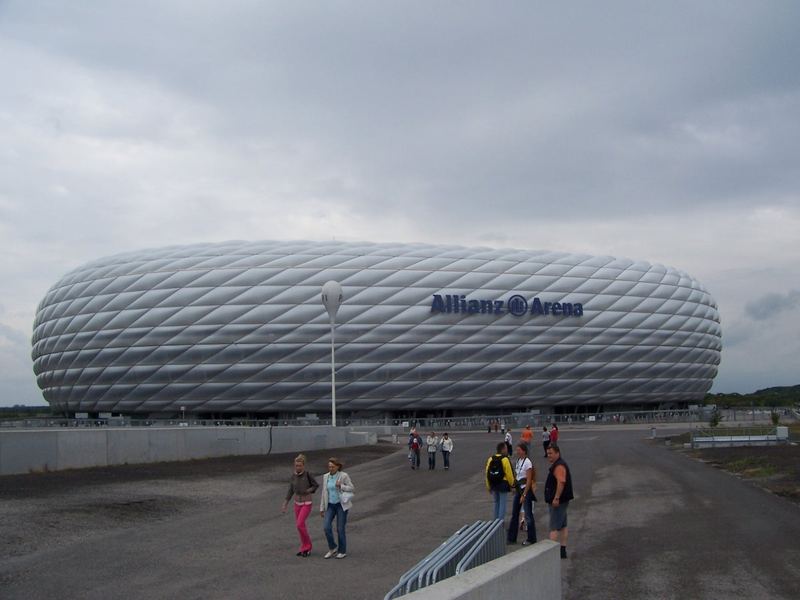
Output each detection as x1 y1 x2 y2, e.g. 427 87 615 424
428 451 436 469
323 502 348 553
507 487 536 543
442 450 450 469
492 490 508 521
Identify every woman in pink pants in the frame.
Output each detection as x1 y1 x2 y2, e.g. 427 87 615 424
281 454 319 557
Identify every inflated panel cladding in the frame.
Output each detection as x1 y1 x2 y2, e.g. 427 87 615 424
31 240 722 414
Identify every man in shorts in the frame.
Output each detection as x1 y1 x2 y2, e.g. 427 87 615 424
545 444 573 559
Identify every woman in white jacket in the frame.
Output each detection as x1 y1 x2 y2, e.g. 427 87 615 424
426 432 439 470
319 457 355 559
440 433 454 470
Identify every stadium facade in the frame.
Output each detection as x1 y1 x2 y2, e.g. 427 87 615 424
31 241 722 417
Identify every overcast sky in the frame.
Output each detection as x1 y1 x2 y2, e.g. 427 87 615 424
1 1 798 407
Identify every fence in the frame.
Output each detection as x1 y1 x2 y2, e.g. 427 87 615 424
3 407 796 431
384 520 505 599
0 417 398 430
691 425 791 449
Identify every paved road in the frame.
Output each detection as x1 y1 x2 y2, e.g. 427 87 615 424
1 427 798 599
562 427 800 599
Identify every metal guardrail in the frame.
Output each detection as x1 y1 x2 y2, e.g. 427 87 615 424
456 519 506 574
0 418 280 429
2 407 796 430
383 526 468 600
691 426 790 448
692 435 780 448
383 520 505 599
693 425 773 439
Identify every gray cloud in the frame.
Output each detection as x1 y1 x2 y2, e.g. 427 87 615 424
0 323 41 406
745 290 800 321
0 1 799 403
0 323 28 347
4 1 799 224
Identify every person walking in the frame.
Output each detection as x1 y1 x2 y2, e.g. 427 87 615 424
504 428 513 456
549 423 559 445
484 442 515 521
542 426 551 458
281 454 319 557
408 429 422 470
507 443 537 545
440 433 454 470
407 427 416 449
320 457 355 559
545 444 574 559
520 424 533 446
426 431 439 470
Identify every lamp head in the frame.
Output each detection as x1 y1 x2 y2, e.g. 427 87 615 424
321 280 343 321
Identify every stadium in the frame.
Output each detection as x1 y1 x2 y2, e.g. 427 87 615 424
31 240 722 418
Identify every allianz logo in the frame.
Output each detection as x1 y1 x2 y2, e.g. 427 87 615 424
430 293 584 317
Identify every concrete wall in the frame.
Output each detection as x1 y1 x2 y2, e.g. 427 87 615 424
0 426 380 476
404 540 561 600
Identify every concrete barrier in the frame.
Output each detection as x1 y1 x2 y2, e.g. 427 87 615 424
691 435 783 449
402 540 561 600
0 426 381 476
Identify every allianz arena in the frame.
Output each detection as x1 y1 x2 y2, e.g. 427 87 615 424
31 240 722 417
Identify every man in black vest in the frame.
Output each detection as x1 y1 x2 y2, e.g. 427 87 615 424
545 444 573 559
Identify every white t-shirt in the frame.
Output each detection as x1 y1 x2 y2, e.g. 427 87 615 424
514 457 532 482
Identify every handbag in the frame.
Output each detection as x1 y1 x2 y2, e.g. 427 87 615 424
516 479 538 502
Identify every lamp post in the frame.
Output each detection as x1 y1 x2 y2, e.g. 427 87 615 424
321 281 343 427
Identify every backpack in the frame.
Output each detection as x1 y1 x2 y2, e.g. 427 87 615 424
487 454 505 486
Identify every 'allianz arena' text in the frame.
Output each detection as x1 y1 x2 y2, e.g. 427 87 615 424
31 241 722 416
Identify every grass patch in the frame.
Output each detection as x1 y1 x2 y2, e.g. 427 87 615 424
665 431 692 445
725 456 778 477
690 445 800 505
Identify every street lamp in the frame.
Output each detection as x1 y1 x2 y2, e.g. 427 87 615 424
321 281 343 427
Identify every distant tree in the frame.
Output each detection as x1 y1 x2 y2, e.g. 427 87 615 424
708 407 721 428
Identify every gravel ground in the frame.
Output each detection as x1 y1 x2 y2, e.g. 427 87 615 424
690 444 800 503
0 444 395 565
3 428 799 600
0 434 500 600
